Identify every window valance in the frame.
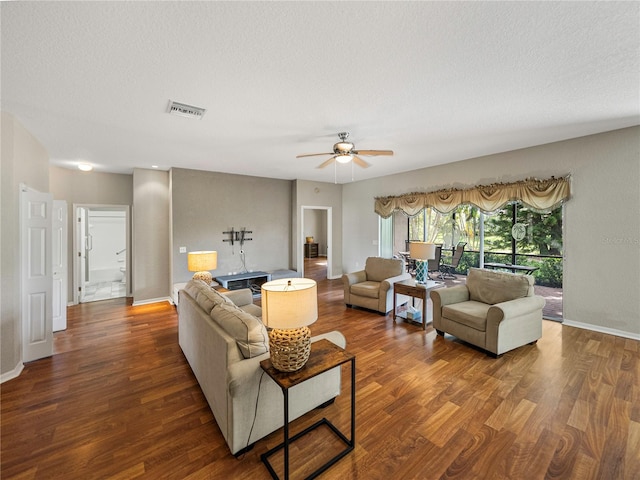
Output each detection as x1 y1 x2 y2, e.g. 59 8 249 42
374 176 571 218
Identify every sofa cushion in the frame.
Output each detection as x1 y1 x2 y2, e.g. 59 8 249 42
183 280 233 314
466 268 532 305
365 257 403 282
350 281 381 299
443 301 492 332
211 302 269 358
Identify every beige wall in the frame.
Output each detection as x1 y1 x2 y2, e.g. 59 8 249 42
132 168 170 303
342 126 640 338
1 112 50 378
49 166 133 304
170 168 293 285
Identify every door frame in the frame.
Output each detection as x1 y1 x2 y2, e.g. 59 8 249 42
72 204 131 304
300 206 332 279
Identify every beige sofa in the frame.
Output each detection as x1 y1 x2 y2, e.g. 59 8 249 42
178 280 345 455
342 257 411 314
430 268 545 356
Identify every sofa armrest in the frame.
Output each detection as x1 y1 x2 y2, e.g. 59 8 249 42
380 272 412 292
430 285 470 307
222 288 254 307
342 270 366 287
227 330 347 399
487 295 546 323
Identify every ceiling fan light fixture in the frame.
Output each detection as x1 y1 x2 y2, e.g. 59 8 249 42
335 154 352 164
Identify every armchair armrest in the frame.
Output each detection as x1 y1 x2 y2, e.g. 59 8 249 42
342 270 366 286
380 272 412 293
430 285 470 307
487 295 546 324
222 288 254 307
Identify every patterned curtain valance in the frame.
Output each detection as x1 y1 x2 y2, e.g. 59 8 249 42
374 176 571 218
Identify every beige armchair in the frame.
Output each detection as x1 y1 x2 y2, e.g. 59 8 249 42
430 268 545 356
342 257 411 314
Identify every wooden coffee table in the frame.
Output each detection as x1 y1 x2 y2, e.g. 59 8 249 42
393 279 444 330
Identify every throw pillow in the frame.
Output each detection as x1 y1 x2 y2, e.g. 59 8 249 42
211 302 269 358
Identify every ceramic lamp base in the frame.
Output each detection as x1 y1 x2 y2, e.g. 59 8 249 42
192 271 213 285
268 326 311 372
415 259 428 283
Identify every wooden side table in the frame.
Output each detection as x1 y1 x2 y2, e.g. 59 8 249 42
393 279 444 330
260 339 355 480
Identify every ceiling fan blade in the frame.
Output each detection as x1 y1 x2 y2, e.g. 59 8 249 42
352 155 371 168
352 149 394 156
296 152 334 158
316 157 336 169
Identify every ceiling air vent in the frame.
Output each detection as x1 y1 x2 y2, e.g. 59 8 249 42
167 100 206 119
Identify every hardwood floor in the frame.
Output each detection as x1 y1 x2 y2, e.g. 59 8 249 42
2 264 639 479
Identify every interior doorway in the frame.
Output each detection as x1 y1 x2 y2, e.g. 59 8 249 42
73 204 130 303
301 206 332 280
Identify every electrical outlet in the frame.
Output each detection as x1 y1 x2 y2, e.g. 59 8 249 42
179 246 186 253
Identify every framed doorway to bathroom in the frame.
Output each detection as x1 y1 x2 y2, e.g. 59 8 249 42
73 204 131 304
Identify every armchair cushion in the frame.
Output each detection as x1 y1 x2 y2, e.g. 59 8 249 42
443 301 492 331
351 281 383 299
467 267 532 305
365 257 404 281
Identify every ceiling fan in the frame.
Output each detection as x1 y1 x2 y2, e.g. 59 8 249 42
296 132 393 169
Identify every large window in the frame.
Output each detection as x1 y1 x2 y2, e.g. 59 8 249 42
484 202 563 287
408 205 481 251
398 202 563 288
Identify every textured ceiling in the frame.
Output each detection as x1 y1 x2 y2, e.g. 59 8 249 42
2 1 638 184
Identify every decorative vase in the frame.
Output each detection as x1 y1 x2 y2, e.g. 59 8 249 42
415 259 428 283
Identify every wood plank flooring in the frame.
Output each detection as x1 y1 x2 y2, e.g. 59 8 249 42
2 261 639 479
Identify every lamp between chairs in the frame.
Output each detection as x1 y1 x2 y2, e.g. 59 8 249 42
409 242 436 284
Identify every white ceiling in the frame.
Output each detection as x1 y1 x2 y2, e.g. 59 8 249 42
2 1 638 184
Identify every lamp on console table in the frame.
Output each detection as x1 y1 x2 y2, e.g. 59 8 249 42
261 278 318 372
409 242 436 284
187 250 217 285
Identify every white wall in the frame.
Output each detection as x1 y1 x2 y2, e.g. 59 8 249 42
342 127 640 339
87 210 126 281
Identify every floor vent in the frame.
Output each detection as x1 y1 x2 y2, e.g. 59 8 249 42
167 100 206 119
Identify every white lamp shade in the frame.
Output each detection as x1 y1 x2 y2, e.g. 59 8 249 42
261 278 318 329
409 242 436 260
187 251 218 272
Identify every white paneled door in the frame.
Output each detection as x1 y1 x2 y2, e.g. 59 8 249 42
52 200 68 331
21 186 53 363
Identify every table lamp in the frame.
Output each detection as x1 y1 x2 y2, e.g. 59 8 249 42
409 242 436 284
261 278 318 372
187 250 217 285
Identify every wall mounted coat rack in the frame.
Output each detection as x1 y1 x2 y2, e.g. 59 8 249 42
222 227 253 246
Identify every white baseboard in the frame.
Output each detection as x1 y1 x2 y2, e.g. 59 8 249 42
1 362 24 384
132 296 173 307
562 319 640 341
